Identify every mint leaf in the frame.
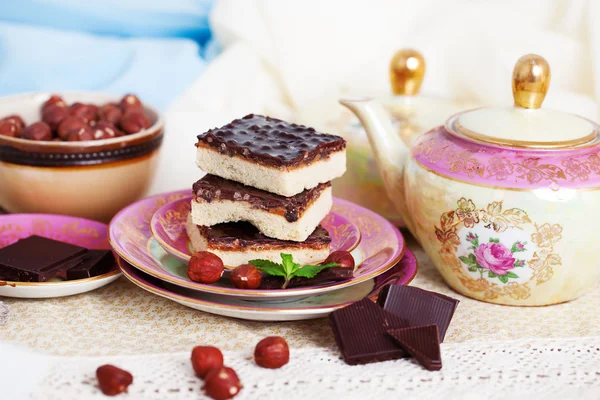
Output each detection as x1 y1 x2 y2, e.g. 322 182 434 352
249 259 286 277
280 253 301 276
293 263 339 279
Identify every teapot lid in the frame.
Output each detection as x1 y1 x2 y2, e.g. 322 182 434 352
446 54 598 149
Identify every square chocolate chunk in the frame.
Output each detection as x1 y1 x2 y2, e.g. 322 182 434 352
329 298 409 365
0 235 88 282
66 250 115 280
377 285 459 342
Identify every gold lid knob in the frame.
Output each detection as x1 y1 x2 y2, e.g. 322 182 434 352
389 49 425 96
512 54 551 109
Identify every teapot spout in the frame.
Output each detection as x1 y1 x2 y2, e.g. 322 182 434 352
339 97 409 212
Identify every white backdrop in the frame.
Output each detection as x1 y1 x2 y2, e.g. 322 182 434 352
151 0 600 194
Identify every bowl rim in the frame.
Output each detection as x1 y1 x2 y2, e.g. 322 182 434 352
0 91 164 151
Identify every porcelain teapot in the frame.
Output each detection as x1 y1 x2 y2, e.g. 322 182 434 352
333 49 465 225
341 54 600 306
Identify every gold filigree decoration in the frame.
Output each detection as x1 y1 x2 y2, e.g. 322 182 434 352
434 198 562 300
416 135 600 184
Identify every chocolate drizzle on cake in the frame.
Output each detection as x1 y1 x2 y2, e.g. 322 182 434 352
196 114 346 168
193 175 331 222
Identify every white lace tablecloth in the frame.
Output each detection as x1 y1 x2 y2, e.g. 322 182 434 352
1 235 599 398
29 337 600 399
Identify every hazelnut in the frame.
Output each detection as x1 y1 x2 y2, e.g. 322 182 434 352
22 122 52 141
96 364 133 396
0 121 20 137
324 250 355 269
254 336 289 369
203 367 242 400
67 126 94 141
99 104 123 125
93 121 123 140
1 115 26 130
57 116 88 140
42 104 69 131
230 264 262 289
119 94 142 112
69 102 98 123
191 346 224 378
42 94 66 112
187 251 224 284
120 111 150 134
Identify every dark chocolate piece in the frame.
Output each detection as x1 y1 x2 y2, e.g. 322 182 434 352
196 114 346 168
198 223 331 251
66 250 115 280
0 235 87 282
193 175 331 222
259 267 353 289
377 285 459 342
329 298 409 365
387 325 442 371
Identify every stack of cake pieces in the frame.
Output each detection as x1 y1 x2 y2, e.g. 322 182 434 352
187 114 347 267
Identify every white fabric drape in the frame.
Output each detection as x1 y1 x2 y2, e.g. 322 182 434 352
152 0 599 194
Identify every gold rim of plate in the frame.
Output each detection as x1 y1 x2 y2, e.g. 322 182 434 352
0 267 121 287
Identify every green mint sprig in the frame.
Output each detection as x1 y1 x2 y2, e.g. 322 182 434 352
249 253 339 289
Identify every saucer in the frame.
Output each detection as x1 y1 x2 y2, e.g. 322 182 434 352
109 190 406 300
0 214 120 298
118 248 417 321
151 196 361 264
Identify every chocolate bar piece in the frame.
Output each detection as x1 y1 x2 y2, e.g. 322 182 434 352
66 250 115 280
259 267 353 289
191 175 332 242
377 285 459 342
329 298 409 365
388 325 442 371
0 235 87 282
186 216 330 268
195 114 346 197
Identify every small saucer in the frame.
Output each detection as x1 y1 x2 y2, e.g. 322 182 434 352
0 214 120 298
150 196 361 264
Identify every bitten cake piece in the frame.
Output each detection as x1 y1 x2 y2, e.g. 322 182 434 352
196 114 346 197
186 215 331 268
191 175 332 242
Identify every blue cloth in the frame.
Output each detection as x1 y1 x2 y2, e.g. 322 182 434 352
0 0 216 109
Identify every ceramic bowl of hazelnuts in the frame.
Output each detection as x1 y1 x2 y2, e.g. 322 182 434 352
0 92 164 222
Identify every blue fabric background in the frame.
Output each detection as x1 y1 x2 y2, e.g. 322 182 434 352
0 0 216 109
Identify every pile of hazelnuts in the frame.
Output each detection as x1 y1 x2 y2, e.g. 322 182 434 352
0 93 150 142
187 250 355 289
96 337 290 399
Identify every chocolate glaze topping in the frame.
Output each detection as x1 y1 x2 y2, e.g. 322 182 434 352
198 223 331 251
196 114 346 168
193 175 331 222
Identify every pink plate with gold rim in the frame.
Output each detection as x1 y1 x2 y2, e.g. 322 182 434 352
150 196 361 264
0 214 120 298
109 190 407 301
